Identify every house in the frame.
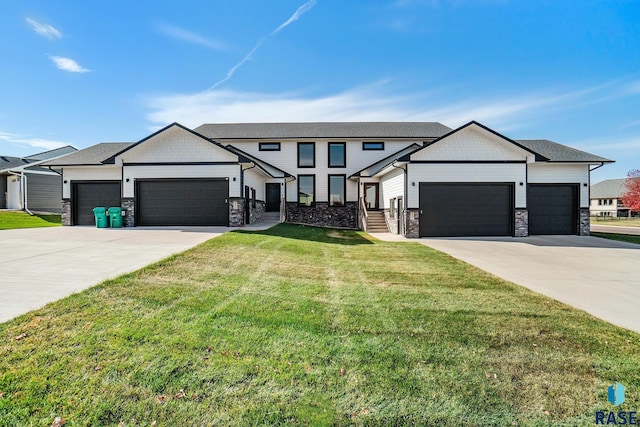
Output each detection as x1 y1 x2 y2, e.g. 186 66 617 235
43 121 612 237
1 146 77 213
590 179 635 217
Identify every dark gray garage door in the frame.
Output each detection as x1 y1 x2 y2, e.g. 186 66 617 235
73 181 121 225
419 183 514 237
528 184 578 235
136 179 228 226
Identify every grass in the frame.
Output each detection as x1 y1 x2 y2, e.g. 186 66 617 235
1 224 639 426
0 211 61 230
591 231 640 245
590 216 640 228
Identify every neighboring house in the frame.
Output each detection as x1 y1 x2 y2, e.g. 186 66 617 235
590 178 635 217
1 146 77 213
43 121 612 237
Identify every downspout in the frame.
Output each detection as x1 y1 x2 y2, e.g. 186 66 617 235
391 161 407 235
282 175 295 223
23 173 34 215
241 162 256 225
7 171 34 215
588 162 605 221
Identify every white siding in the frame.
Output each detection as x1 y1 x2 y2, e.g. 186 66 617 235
63 166 122 199
380 168 404 209
227 139 415 202
411 127 531 161
528 163 589 207
407 163 526 207
117 126 238 164
243 167 267 201
122 164 240 197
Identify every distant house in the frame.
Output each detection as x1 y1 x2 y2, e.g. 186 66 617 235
44 121 613 237
1 146 77 213
590 178 635 217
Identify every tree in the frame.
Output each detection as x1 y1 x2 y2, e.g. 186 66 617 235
621 169 640 212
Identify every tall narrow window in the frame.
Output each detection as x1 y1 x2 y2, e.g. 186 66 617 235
298 175 315 206
298 142 315 168
328 142 346 168
328 175 346 207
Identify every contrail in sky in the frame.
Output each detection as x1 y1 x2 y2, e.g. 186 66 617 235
207 0 317 91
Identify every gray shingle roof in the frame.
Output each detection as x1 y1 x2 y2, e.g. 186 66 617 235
43 143 134 166
590 178 627 198
0 156 31 172
351 144 421 178
225 145 293 178
24 145 77 161
194 122 452 140
516 139 613 163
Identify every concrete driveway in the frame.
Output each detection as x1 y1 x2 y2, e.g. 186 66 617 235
417 235 640 333
0 224 271 323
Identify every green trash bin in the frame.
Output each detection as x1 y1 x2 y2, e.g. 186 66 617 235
93 207 108 228
108 207 123 228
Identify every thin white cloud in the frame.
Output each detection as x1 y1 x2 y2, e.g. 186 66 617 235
0 131 71 151
26 17 62 39
207 0 317 91
49 56 91 73
620 119 640 129
569 134 640 153
273 0 317 35
147 80 621 131
629 81 640 94
158 23 227 50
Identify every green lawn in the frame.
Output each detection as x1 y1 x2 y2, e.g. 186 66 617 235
1 224 638 426
592 231 640 245
591 217 640 228
0 211 61 230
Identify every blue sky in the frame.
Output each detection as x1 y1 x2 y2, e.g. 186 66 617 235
1 0 638 183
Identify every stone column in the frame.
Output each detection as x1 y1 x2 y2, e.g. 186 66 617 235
61 199 71 226
515 209 528 237
229 198 245 227
579 208 590 236
122 198 135 227
404 208 420 238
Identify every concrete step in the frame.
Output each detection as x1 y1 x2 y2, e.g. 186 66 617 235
365 212 389 232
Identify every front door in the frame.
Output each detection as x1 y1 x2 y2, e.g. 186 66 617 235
364 183 379 210
265 183 280 212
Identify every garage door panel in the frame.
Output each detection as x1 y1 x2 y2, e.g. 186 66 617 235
419 183 513 237
137 179 228 226
73 182 121 225
528 184 577 235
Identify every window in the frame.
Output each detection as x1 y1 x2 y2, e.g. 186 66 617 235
362 141 384 151
298 142 315 167
259 142 281 151
298 175 315 206
328 175 346 207
251 188 257 208
390 198 396 218
328 142 346 168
